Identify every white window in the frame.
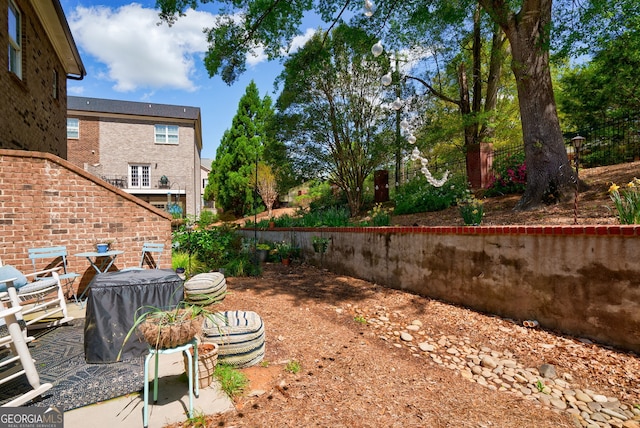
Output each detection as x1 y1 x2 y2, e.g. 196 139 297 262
129 165 151 188
8 0 21 78
154 125 179 144
67 118 79 139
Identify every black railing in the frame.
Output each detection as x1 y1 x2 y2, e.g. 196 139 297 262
101 175 127 188
569 115 640 168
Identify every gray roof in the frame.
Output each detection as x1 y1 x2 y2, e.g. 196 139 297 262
201 158 213 170
68 96 200 120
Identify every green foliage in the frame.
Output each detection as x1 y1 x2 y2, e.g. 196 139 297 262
196 210 217 228
206 81 275 217
608 179 640 224
394 174 467 215
558 30 640 130
284 360 301 374
354 315 367 324
485 152 527 196
171 251 205 277
457 189 484 226
276 24 394 216
359 203 392 227
214 364 248 399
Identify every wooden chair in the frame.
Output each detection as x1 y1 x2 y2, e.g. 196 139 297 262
28 246 81 305
0 297 52 406
0 260 73 330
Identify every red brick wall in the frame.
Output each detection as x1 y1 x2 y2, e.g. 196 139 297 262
0 0 68 158
0 149 173 293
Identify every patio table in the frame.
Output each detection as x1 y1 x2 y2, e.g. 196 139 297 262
74 250 124 274
83 269 184 363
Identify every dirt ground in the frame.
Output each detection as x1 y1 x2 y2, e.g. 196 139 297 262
168 162 640 427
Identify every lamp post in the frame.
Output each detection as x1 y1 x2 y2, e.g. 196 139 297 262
571 135 585 225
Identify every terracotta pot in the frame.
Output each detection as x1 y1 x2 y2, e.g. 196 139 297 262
281 258 290 266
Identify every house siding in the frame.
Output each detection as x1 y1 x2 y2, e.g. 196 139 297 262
0 0 68 158
67 97 203 217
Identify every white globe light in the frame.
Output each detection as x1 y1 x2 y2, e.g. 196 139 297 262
365 0 374 8
410 147 420 161
408 135 417 144
391 97 403 110
371 41 383 57
400 119 409 129
381 72 392 86
364 9 374 17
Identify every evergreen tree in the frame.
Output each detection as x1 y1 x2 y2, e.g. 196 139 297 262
205 81 275 217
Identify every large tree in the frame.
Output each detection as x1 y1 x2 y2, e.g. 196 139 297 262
276 24 393 215
158 0 639 209
205 81 274 216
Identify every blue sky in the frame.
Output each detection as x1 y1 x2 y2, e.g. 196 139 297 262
60 1 320 160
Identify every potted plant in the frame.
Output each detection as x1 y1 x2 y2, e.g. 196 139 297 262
275 241 294 265
256 243 271 263
312 236 330 253
117 302 219 360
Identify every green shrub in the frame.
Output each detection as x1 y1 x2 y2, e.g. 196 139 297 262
486 151 526 196
394 174 467 215
196 210 218 228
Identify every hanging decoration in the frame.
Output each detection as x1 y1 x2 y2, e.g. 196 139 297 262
366 2 448 188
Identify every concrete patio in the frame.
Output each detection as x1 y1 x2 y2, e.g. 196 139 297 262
62 304 234 427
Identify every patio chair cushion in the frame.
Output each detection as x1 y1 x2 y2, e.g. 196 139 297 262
202 310 265 368
0 265 28 291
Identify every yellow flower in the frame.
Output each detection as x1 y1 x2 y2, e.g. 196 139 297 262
627 181 636 188
608 183 620 194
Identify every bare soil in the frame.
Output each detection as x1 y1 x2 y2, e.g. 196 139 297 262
170 162 640 428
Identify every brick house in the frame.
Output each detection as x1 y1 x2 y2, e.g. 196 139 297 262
0 0 85 157
0 1 174 286
67 96 204 217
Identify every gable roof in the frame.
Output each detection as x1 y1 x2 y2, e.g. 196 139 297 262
68 96 201 120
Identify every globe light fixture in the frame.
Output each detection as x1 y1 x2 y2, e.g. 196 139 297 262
400 119 409 129
408 135 417 145
371 41 383 57
391 97 403 110
381 72 392 86
364 0 375 16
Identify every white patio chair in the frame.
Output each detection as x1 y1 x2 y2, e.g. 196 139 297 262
0 298 52 406
0 260 73 330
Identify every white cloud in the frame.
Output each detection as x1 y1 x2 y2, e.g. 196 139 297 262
246 45 267 67
67 85 84 95
69 3 215 92
286 28 317 54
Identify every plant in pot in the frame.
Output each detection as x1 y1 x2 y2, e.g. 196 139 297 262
275 241 293 265
256 243 271 263
312 236 330 253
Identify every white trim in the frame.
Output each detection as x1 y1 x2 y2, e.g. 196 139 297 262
8 0 21 79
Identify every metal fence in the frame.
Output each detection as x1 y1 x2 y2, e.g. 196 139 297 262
571 115 640 168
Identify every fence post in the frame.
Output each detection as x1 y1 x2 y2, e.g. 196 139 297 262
466 142 494 189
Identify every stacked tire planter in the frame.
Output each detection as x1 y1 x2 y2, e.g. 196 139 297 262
183 272 226 305
201 310 265 369
183 272 265 373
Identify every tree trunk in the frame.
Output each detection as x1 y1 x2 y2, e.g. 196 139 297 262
481 0 575 210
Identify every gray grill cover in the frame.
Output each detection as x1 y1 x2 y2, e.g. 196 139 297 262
83 269 184 363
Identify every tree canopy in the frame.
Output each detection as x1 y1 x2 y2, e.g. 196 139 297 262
159 0 640 209
276 24 393 215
